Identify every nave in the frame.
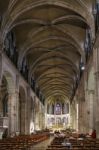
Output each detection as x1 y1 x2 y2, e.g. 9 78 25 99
0 0 99 149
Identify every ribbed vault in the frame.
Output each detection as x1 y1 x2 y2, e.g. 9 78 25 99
0 0 95 102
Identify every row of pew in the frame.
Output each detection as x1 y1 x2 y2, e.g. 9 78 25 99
0 133 49 150
46 137 99 150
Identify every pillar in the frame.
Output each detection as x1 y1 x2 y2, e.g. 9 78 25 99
14 91 19 133
94 45 99 138
78 99 86 133
25 87 31 134
45 102 47 128
88 90 94 133
94 71 99 137
8 91 19 135
33 95 36 130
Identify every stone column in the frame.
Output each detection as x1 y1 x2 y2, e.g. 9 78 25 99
8 92 18 135
76 102 79 132
33 95 36 130
78 99 86 133
34 98 39 130
88 90 94 133
38 104 41 130
42 105 45 129
0 86 3 116
94 45 99 138
0 46 3 117
0 34 3 54
84 89 89 133
0 53 3 85
29 97 34 133
71 101 78 130
15 91 19 133
8 91 20 135
94 71 99 138
44 102 47 128
25 87 31 134
73 104 77 130
0 55 2 114
40 104 45 129
39 104 44 130
69 104 73 128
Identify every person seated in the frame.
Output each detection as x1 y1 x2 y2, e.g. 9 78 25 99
91 129 96 139
69 136 75 139
62 138 72 149
85 133 91 138
78 133 86 139
59 132 65 137
10 132 16 137
54 133 59 137
2 128 8 139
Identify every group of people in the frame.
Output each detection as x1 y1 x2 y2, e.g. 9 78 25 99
79 129 96 139
54 130 65 138
61 129 96 149
54 129 97 139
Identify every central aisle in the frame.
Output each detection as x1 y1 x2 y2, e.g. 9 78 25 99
31 135 54 150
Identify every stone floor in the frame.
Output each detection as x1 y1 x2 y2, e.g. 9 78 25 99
31 135 54 150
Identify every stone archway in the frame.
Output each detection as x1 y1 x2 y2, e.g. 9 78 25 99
19 86 26 135
0 71 15 136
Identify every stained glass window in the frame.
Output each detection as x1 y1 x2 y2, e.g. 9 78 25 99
55 103 61 115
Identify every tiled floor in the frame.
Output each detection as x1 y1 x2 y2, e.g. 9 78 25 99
31 135 54 150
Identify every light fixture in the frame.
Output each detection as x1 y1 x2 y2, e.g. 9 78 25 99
81 65 85 70
80 60 85 71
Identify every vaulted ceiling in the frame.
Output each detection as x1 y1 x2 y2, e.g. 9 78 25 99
0 0 95 102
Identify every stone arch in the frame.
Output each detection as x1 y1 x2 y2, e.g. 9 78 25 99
1 71 15 93
0 71 14 136
19 86 26 135
2 0 94 39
